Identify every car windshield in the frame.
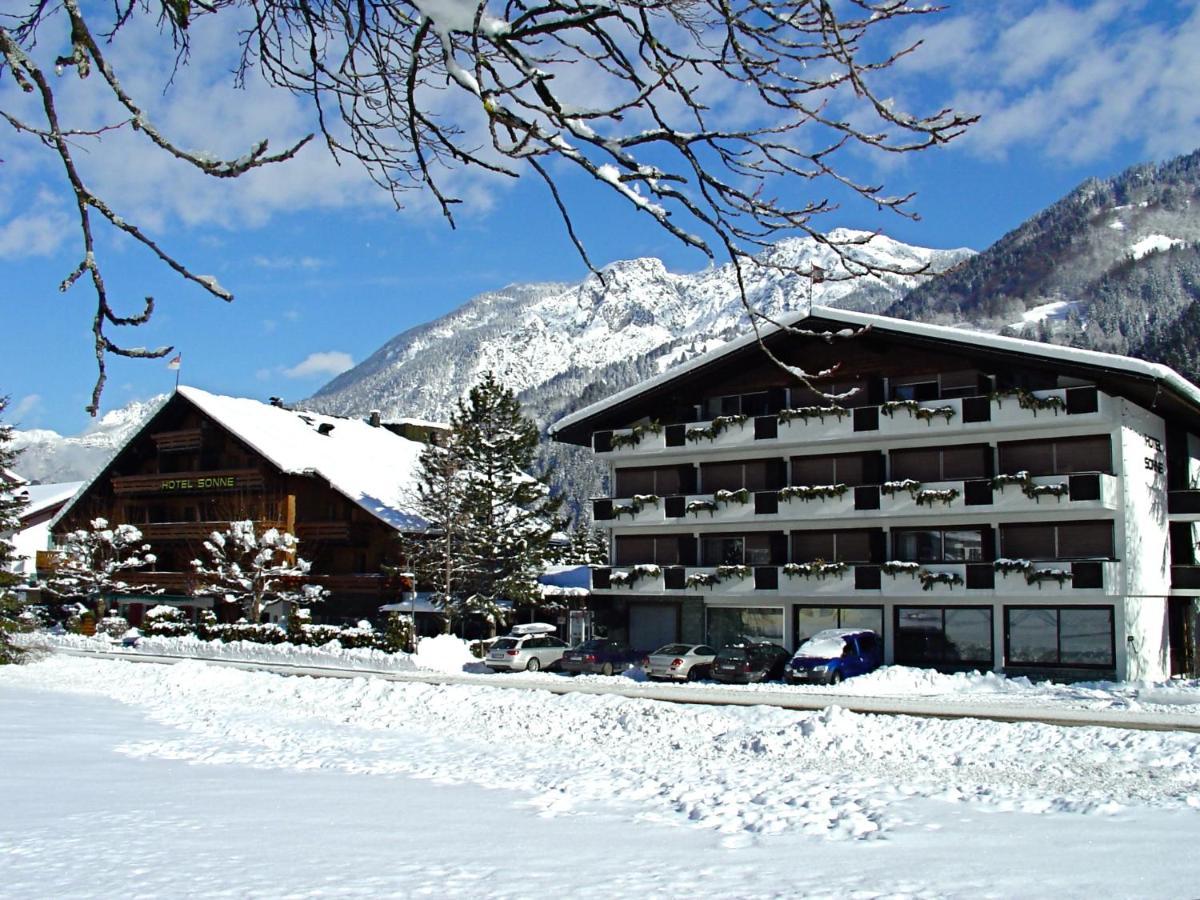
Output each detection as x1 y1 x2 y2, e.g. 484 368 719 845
654 644 694 656
796 635 849 658
492 639 519 650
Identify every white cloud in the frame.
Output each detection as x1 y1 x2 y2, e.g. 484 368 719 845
10 394 42 422
0 210 71 259
252 255 327 271
282 351 355 379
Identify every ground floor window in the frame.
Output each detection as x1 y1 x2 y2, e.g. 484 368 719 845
794 606 884 645
895 606 993 668
1005 606 1114 668
706 606 784 649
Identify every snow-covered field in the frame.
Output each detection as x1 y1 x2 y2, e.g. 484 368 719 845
3 654 1200 898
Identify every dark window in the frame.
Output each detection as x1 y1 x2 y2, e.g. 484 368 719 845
791 452 881 486
891 377 939 401
892 527 986 563
998 435 1112 476
1000 522 1114 560
614 535 693 566
895 606 993 667
701 533 781 566
1005 606 1114 668
701 459 783 492
792 529 880 564
614 466 691 497
890 444 990 481
794 606 884 645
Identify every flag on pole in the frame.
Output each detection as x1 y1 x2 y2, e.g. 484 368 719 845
167 353 182 370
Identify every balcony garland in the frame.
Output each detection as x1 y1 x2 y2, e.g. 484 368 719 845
778 483 848 503
881 560 922 577
783 559 849 580
608 420 664 450
919 570 964 591
685 572 719 589
714 488 751 506
685 414 748 443
880 479 922 497
915 487 960 507
989 388 1067 416
993 558 1033 576
614 495 661 520
880 400 957 425
686 498 719 517
990 471 1070 501
1026 568 1073 588
777 405 849 424
608 564 664 588
715 564 752 581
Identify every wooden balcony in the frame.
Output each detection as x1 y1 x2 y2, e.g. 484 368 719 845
151 428 203 452
296 521 354 543
111 468 265 495
139 520 289 542
121 570 193 592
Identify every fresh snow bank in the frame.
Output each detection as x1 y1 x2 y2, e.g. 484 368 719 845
5 656 1200 850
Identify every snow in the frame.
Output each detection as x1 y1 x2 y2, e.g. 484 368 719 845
147 388 425 530
1130 233 1185 260
412 633 479 673
1014 299 1079 327
3 655 1200 897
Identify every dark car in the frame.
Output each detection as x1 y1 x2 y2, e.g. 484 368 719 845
710 641 791 684
785 629 882 685
560 638 642 676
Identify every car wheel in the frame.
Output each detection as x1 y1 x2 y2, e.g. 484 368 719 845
526 657 541 672
829 670 843 686
686 666 701 682
601 662 614 677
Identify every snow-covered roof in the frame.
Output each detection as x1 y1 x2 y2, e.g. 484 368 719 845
53 388 428 532
16 482 85 521
550 305 1200 435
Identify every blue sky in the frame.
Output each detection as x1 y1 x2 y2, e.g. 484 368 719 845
3 0 1199 437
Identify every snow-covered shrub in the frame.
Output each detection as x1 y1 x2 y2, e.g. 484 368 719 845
143 605 191 637
378 612 415 654
96 614 130 639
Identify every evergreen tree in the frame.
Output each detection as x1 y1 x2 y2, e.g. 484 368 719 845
454 374 564 626
0 398 30 664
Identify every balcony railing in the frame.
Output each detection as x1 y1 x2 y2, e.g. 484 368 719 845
1171 565 1200 590
590 387 1113 455
296 521 355 543
111 468 265 495
151 428 203 452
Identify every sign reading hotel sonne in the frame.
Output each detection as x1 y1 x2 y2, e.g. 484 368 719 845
159 475 238 491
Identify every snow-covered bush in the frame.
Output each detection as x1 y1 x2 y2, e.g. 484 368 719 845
96 614 130 639
378 612 416 654
143 605 191 637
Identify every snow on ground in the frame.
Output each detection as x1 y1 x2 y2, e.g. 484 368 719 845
1130 234 1185 260
3 654 1200 898
1007 299 1080 331
30 632 1200 720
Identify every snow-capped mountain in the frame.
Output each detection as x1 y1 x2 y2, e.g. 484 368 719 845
11 395 166 484
308 229 973 425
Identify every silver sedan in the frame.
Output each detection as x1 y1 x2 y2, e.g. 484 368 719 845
486 634 570 672
643 643 717 682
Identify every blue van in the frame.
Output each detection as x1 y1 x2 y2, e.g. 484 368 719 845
784 629 882 685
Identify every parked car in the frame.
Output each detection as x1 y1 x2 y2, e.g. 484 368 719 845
643 643 717 682
785 629 882 685
560 638 642 676
710 641 791 684
484 623 570 672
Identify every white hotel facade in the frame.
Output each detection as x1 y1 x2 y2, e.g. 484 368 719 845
550 308 1200 680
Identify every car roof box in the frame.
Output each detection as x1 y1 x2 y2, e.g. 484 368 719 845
510 622 557 636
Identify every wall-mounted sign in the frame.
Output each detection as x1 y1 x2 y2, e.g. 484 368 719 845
160 475 238 491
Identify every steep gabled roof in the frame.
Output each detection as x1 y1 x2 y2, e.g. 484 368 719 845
550 306 1200 443
53 387 428 532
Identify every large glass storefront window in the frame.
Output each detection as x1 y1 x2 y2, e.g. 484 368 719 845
706 607 785 649
1006 606 1115 668
795 606 884 644
895 606 993 668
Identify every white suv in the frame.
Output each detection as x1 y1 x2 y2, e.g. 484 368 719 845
485 624 569 672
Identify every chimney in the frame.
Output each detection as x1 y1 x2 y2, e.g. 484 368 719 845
269 397 284 408
369 410 381 428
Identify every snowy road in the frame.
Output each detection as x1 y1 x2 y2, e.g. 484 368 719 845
3 656 1200 898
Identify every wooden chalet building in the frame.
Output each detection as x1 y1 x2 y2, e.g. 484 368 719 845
50 387 436 624
551 306 1200 681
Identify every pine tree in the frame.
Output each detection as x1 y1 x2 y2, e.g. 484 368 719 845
453 374 563 627
191 521 328 624
0 398 30 664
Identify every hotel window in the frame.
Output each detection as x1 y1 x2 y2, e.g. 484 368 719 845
791 529 882 564
892 527 989 563
701 533 784 566
890 444 992 482
790 452 883 486
613 535 695 567
700 459 785 493
999 521 1114 560
1005 606 1114 668
998 435 1112 476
